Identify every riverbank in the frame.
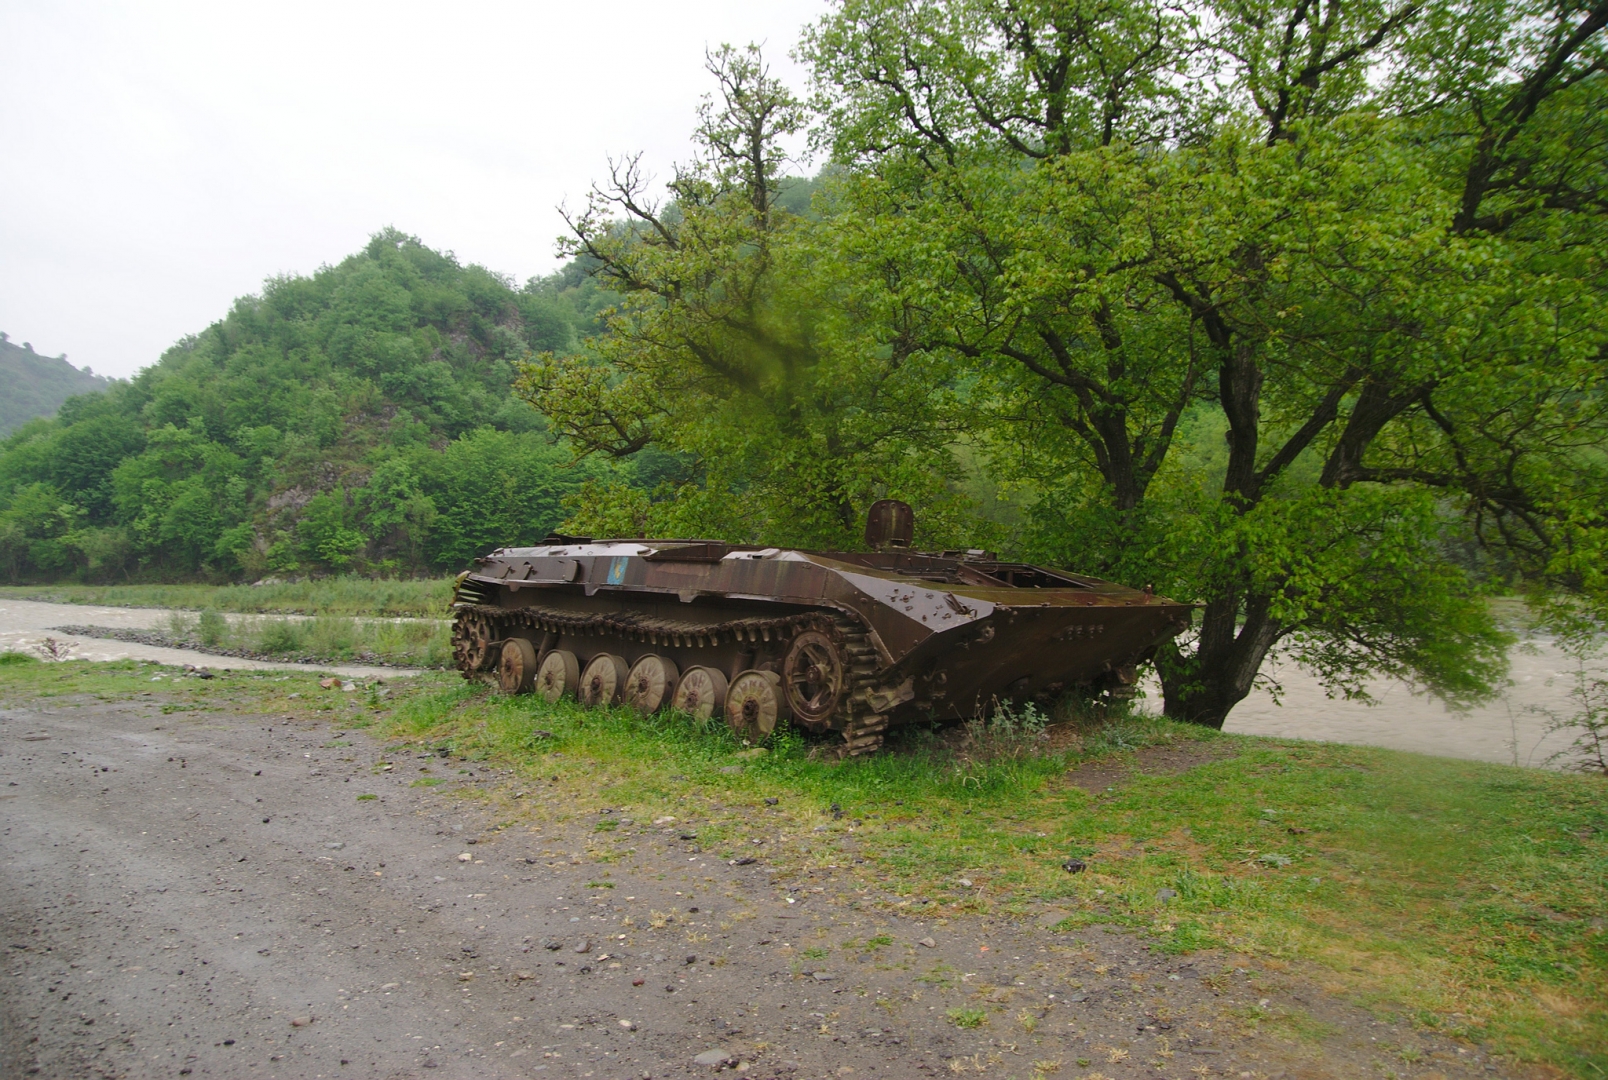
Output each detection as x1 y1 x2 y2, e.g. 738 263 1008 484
0 598 432 676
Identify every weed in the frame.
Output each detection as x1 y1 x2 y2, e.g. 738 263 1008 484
947 1008 987 1029
256 620 304 655
0 577 453 618
33 636 73 661
197 608 229 648
960 700 1050 762
356 793 377 801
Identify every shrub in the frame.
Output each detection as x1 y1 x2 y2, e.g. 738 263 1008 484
197 608 228 648
256 619 304 654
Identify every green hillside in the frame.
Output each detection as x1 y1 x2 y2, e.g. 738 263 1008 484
0 230 624 582
0 334 111 436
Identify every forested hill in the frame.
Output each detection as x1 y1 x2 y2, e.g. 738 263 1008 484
0 335 111 436
0 230 621 582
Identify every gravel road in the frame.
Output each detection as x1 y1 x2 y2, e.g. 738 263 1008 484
0 686 1512 1080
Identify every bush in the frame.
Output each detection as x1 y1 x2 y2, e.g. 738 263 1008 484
256 619 304 655
197 608 229 648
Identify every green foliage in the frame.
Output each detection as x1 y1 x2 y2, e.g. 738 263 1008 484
255 620 304 655
196 608 227 648
800 0 1608 725
0 334 111 436
517 46 985 550
0 576 453 617
0 231 608 581
372 676 1606 1074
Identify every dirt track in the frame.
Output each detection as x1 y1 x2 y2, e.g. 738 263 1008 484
0 688 1514 1080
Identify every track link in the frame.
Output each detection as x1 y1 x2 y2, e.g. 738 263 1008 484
450 603 903 756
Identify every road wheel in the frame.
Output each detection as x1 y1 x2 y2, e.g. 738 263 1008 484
783 630 844 732
535 649 580 703
497 638 538 694
727 669 788 741
452 611 497 673
579 653 629 707
671 665 727 722
625 654 679 713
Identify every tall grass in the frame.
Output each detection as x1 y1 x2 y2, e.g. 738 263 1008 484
163 608 451 667
0 577 455 617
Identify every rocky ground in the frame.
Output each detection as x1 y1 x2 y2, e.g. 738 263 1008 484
0 687 1519 1080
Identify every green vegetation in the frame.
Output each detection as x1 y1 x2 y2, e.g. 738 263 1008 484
0 576 453 617
947 1008 988 1029
373 682 1604 1076
0 333 110 436
530 3 1608 732
3 0 1603 746
158 609 450 668
0 232 619 582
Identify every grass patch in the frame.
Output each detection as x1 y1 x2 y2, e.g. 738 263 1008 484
0 576 453 617
375 677 1607 1076
245 614 451 667
144 610 450 667
948 1008 988 1028
2 657 1602 1076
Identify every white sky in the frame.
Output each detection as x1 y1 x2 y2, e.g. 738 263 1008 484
0 0 829 378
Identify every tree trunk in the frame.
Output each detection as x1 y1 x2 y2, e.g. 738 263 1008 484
1156 592 1283 729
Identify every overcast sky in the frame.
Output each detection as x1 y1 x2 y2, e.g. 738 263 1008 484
0 0 829 378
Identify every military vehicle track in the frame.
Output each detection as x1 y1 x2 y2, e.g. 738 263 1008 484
452 603 894 756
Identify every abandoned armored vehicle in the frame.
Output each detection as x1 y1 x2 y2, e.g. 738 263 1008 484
450 501 1191 756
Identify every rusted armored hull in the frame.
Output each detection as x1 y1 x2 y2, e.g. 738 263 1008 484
451 540 1190 755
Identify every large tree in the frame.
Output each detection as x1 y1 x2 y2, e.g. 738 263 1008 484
802 0 1608 725
516 46 980 549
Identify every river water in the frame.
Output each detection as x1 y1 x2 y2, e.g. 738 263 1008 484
1142 640 1592 769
